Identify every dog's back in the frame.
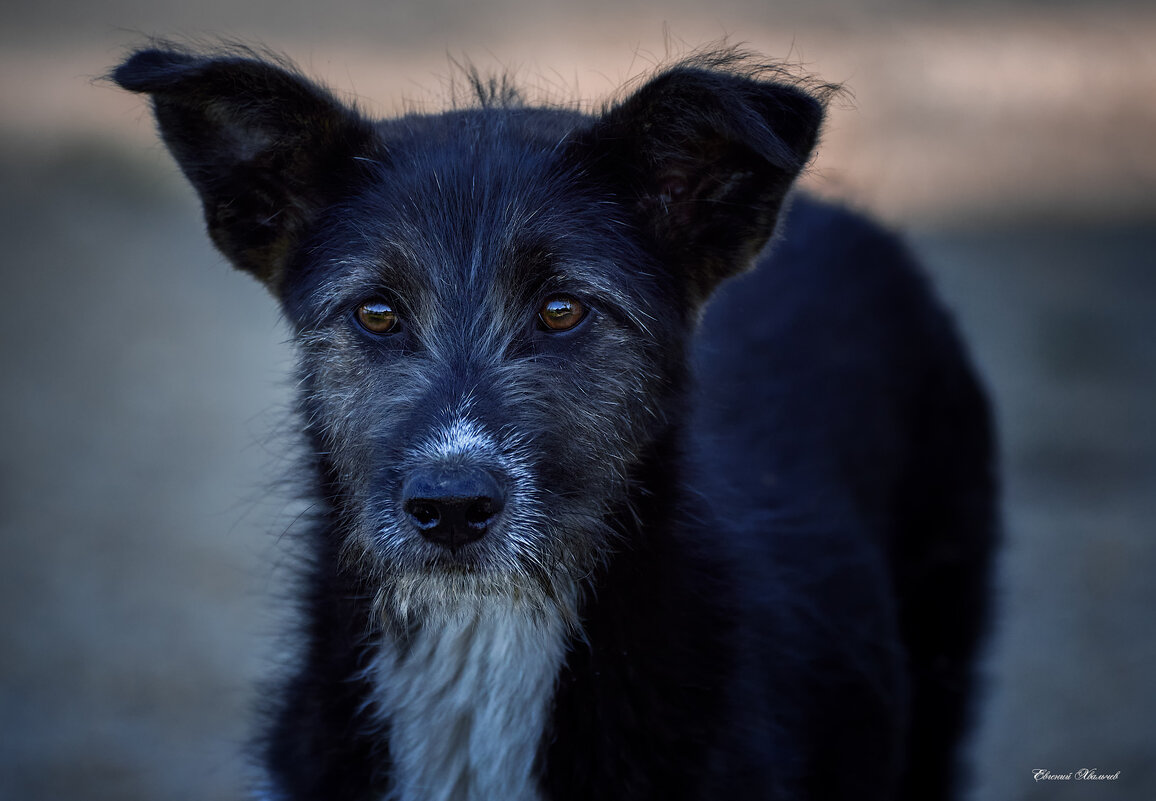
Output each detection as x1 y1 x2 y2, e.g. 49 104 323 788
114 45 997 801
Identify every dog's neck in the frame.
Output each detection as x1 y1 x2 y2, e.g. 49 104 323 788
372 594 574 801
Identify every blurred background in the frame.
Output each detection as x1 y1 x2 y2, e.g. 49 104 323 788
1 0 1153 799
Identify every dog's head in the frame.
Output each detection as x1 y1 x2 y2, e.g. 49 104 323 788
114 46 824 621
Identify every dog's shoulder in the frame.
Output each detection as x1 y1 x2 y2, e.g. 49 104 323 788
691 194 979 522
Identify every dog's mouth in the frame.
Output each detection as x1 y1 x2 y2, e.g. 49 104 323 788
368 516 511 575
421 545 489 572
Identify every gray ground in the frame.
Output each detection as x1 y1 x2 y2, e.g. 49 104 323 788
1 2 1154 799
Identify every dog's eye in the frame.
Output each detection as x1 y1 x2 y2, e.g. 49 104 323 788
538 295 586 332
356 301 400 334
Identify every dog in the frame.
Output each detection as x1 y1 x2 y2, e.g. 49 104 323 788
113 44 998 801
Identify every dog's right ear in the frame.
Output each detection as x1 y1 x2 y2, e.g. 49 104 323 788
113 48 381 291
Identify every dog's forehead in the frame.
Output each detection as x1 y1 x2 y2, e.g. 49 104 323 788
299 109 642 314
378 109 589 271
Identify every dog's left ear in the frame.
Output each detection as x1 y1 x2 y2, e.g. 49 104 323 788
578 61 825 307
113 47 380 292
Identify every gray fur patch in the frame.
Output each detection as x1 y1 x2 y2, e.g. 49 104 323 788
372 593 576 801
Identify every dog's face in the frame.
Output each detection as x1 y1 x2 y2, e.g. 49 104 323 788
114 47 823 618
285 122 682 615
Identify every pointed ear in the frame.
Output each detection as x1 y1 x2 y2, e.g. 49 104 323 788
113 47 381 291
578 59 826 306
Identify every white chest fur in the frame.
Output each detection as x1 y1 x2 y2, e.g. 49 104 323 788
373 600 572 801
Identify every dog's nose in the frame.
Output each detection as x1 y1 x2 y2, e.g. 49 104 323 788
401 467 505 548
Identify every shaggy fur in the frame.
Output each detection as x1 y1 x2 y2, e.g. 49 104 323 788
113 43 997 801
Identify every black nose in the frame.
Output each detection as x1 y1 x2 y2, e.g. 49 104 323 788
401 466 505 548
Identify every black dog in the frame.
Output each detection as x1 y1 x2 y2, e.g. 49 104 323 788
114 45 997 801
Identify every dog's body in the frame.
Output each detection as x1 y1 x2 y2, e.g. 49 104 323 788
114 46 997 801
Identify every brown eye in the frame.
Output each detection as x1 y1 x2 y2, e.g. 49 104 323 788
356 300 400 334
538 295 586 332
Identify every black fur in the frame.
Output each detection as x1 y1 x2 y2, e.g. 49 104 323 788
113 44 997 801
